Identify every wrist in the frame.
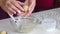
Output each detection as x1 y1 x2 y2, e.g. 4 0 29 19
0 0 7 7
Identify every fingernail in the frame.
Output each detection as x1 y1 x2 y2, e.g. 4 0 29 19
18 10 21 14
14 12 16 14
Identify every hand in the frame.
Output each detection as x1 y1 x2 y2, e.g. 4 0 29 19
0 0 24 15
17 0 36 17
25 0 36 17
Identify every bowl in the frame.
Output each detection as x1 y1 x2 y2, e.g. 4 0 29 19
10 16 39 33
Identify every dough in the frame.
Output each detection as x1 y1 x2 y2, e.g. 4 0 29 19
23 5 28 12
0 31 7 34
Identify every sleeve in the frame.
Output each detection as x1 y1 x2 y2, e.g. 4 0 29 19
0 0 9 20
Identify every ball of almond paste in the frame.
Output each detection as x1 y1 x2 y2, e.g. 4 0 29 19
0 31 7 34
23 5 28 12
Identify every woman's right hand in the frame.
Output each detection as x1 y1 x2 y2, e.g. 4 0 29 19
0 0 24 15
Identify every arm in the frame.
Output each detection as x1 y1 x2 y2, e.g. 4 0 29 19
0 0 6 7
0 0 11 7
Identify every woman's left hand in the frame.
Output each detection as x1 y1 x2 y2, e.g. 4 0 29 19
24 0 36 17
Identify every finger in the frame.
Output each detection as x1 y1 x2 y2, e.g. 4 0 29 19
7 6 16 14
17 1 24 5
11 1 24 11
1 5 14 15
17 12 26 16
5 9 13 15
6 8 13 15
24 12 32 17
7 2 22 14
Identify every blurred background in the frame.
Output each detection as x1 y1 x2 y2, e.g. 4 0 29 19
34 0 60 12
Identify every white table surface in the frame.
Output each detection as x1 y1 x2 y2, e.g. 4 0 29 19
0 8 60 34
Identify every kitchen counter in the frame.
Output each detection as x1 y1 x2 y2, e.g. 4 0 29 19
0 8 60 34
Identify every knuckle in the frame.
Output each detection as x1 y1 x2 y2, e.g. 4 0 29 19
6 1 11 7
